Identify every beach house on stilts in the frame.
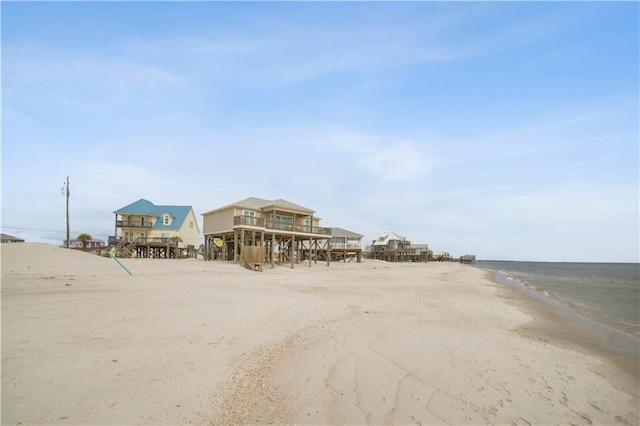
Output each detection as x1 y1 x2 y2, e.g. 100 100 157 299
367 231 429 262
110 199 200 259
327 227 364 262
202 197 333 269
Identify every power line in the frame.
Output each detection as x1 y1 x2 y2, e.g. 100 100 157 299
2 225 68 234
1 226 112 239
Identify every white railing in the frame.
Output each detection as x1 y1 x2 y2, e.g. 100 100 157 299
330 243 362 250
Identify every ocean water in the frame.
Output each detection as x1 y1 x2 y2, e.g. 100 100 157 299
477 261 640 348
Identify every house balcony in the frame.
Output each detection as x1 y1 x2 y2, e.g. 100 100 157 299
233 215 265 227
116 220 153 228
330 243 362 250
233 215 331 236
372 247 416 254
265 220 331 235
109 236 179 246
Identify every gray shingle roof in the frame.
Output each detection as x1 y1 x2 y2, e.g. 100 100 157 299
203 197 315 215
264 199 314 213
231 197 273 210
372 232 407 246
329 227 363 238
1 233 25 242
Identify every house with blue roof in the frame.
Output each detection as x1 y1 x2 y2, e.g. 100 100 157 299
111 199 200 258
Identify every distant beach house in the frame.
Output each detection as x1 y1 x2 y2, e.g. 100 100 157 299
367 232 429 262
411 243 432 258
1 233 25 243
431 251 453 262
301 226 364 262
459 254 476 264
110 199 200 258
202 197 333 269
64 239 106 249
372 232 411 253
328 227 364 262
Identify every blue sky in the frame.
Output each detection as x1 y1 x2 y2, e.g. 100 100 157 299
2 1 638 262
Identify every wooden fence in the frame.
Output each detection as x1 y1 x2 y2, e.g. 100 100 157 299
242 246 265 271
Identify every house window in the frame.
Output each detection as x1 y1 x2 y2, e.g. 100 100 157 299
163 215 170 225
270 214 293 230
282 216 293 230
243 210 256 225
190 221 193 229
214 213 219 221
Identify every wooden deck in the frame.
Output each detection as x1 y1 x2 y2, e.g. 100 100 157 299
366 249 428 262
203 216 365 270
108 237 195 259
203 227 332 270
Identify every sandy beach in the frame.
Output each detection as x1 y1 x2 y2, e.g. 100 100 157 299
1 243 638 425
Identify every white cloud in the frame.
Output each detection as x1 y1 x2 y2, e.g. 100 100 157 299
325 132 435 183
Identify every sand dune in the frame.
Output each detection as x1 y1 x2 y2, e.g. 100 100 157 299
1 243 638 425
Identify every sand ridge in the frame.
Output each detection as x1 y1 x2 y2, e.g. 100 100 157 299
2 243 638 425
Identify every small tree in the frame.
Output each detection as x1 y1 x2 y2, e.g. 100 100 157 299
77 233 92 249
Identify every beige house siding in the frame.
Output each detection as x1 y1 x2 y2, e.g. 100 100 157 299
176 209 200 248
119 210 199 249
119 214 153 240
114 200 200 249
203 207 236 234
203 205 318 235
131 208 199 249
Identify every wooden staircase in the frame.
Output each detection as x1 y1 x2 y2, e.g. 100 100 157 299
115 238 138 258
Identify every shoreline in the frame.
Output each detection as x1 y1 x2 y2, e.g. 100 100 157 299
488 268 639 356
476 261 640 341
486 269 639 403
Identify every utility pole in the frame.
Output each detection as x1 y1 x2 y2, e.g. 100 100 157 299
62 176 70 248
